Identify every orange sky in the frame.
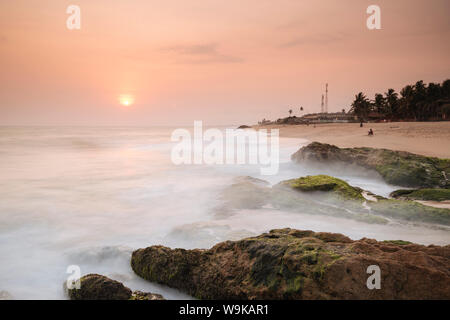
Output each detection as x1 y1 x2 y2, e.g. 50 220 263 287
0 0 449 125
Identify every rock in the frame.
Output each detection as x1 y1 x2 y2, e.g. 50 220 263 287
65 274 164 300
131 228 450 299
214 175 388 224
291 142 450 188
66 274 132 300
390 188 450 201
215 176 271 216
275 175 449 225
277 175 364 201
216 174 449 225
369 197 450 225
382 240 412 245
131 291 165 300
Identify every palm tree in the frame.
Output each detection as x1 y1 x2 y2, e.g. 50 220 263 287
413 80 427 120
400 85 414 119
426 82 442 119
349 92 371 121
288 109 293 117
373 93 386 114
384 89 398 120
442 79 450 98
350 79 450 121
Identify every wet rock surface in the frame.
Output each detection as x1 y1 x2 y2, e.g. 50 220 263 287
65 274 164 300
217 175 449 225
131 228 450 300
291 142 450 189
390 188 450 201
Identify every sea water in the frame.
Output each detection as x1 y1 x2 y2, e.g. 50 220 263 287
0 126 448 299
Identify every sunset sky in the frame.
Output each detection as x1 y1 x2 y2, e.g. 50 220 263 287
0 0 449 125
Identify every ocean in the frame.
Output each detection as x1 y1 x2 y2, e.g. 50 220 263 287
0 126 448 299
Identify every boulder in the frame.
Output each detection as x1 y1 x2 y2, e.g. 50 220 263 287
215 176 271 216
291 142 450 188
277 175 364 201
276 175 450 225
65 274 164 300
390 188 450 201
131 228 450 299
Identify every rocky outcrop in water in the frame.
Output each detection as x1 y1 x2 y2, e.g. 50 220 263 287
291 142 450 189
65 274 164 300
277 175 365 201
280 175 450 225
215 176 271 216
131 228 450 299
390 188 450 201
217 175 450 225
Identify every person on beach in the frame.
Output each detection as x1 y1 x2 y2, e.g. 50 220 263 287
368 128 374 136
360 122 363 127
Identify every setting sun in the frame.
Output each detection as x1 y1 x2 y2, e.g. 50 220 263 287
119 95 134 107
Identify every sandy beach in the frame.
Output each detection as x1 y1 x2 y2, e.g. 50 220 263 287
253 121 450 159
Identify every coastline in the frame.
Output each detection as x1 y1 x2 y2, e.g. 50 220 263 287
252 121 450 159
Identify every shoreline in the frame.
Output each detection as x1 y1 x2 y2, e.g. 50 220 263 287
252 121 450 158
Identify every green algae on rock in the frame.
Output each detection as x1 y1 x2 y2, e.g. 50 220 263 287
216 175 449 225
382 240 412 245
291 142 450 189
390 188 450 201
369 197 450 225
131 228 450 300
279 175 365 201
271 177 389 224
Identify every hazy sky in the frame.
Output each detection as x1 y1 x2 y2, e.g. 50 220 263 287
1 0 449 125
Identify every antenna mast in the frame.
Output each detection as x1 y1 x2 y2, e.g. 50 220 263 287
321 94 324 113
325 83 328 113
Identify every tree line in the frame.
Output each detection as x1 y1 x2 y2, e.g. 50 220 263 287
349 79 450 121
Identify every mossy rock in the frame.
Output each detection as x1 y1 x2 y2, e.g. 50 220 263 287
131 228 450 299
64 274 164 300
390 188 450 201
217 174 447 226
65 274 132 300
131 229 345 299
370 198 450 225
276 174 449 225
278 175 364 201
292 142 450 188
382 240 412 245
270 181 388 224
